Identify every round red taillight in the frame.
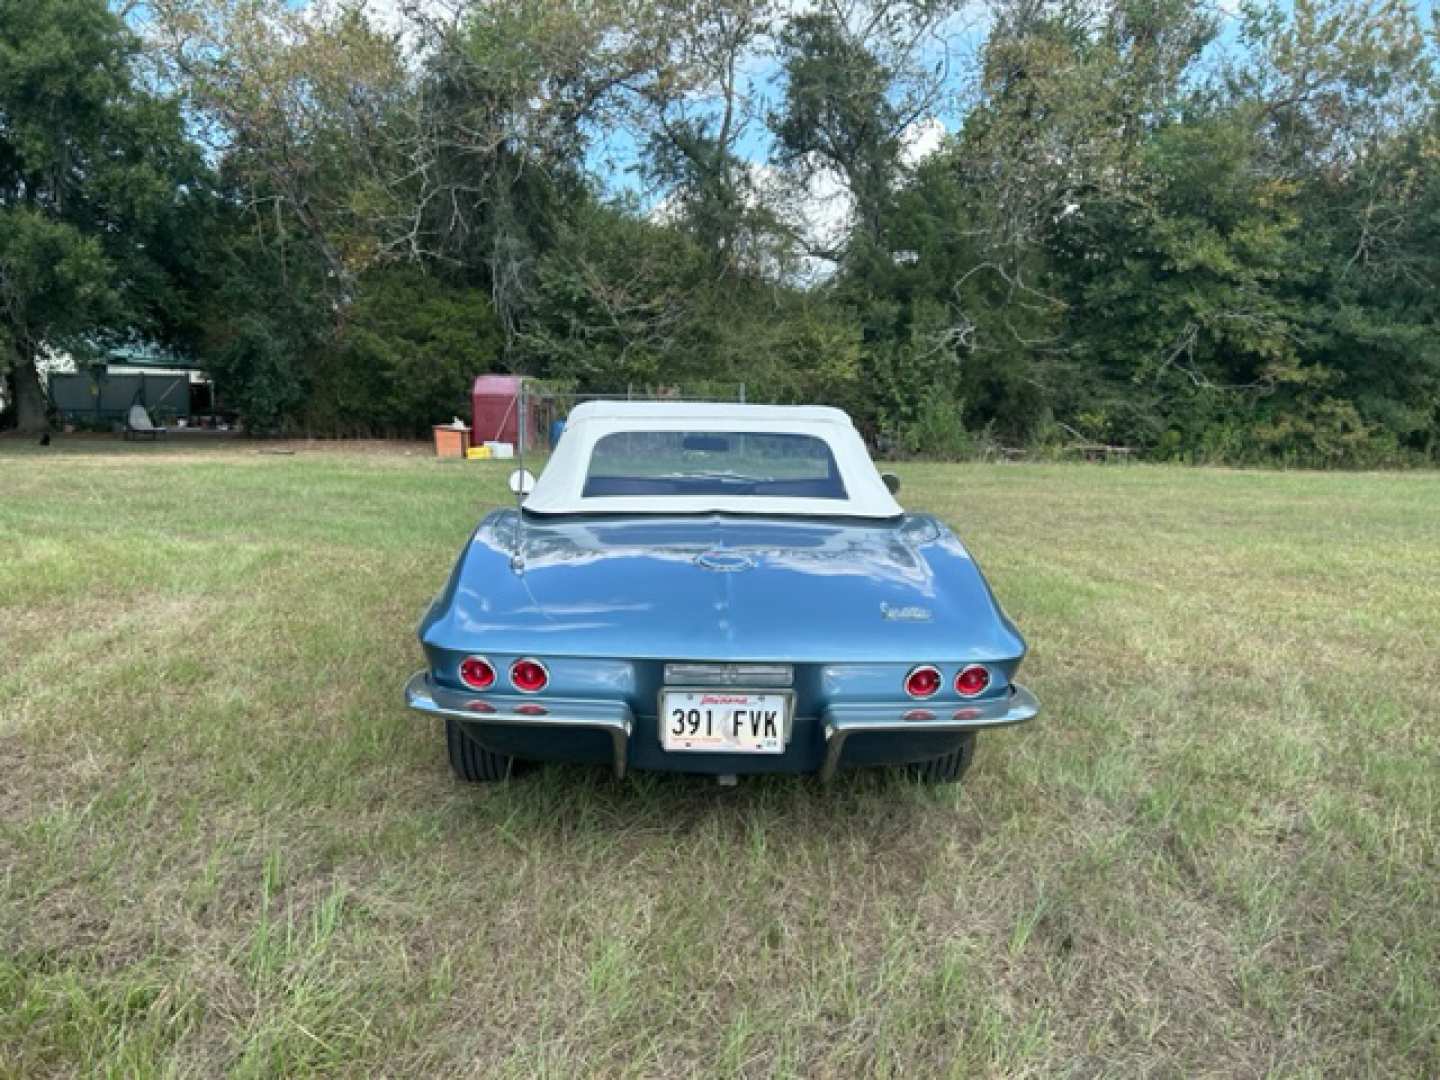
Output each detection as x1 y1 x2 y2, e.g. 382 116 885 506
458 656 496 690
510 658 549 694
955 664 990 697
904 665 942 699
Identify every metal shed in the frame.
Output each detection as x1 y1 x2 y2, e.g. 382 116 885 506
48 343 211 426
472 375 541 450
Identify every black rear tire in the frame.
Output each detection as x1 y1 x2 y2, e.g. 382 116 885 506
910 732 977 784
445 718 514 782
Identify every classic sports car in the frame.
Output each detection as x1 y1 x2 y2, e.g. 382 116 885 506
404 402 1038 784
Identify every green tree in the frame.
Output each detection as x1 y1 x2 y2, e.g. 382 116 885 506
0 0 199 432
1052 116 1312 448
313 266 505 437
515 199 711 389
639 0 787 278
119 0 1440 460
187 219 329 434
771 1 956 258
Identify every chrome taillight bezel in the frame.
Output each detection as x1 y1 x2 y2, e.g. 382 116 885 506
458 655 497 691
904 664 943 699
955 664 991 698
509 657 550 694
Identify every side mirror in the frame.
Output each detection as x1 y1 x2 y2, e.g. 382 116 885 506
508 468 537 496
881 472 901 495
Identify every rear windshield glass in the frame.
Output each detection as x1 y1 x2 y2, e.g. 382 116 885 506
582 431 847 499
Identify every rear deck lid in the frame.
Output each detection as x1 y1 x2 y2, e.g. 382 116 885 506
434 513 1025 664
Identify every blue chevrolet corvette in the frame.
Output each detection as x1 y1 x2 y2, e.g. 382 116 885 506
405 402 1038 784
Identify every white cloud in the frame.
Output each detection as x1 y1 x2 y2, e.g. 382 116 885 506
749 158 850 258
899 116 947 168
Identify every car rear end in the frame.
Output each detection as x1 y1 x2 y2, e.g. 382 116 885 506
406 652 1038 780
409 402 1045 782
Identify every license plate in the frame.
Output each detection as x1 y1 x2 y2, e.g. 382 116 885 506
660 690 788 754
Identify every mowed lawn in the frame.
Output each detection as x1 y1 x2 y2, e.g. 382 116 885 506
1 439 1437 1078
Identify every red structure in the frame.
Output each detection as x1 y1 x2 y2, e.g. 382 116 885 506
471 375 538 449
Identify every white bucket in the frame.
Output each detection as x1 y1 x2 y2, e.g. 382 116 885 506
484 441 515 459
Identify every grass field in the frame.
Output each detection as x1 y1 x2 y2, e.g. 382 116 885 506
1 438 1437 1077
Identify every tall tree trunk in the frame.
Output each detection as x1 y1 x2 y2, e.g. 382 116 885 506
11 345 49 434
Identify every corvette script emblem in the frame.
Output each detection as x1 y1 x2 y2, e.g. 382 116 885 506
881 602 932 622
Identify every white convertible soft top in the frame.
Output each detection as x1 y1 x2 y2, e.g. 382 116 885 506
522 401 904 518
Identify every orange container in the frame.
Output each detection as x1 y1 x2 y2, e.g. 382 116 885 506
433 424 471 458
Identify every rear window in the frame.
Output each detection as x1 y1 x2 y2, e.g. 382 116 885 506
582 431 847 499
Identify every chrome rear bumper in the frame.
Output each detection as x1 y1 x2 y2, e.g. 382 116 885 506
406 671 1037 783
404 671 634 778
819 684 1040 781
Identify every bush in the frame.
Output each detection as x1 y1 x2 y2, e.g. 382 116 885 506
305 267 505 437
209 316 307 435
897 396 977 459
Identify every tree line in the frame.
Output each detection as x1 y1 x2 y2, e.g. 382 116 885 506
2 0 1438 464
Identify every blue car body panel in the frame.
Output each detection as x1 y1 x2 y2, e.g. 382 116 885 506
410 509 1036 779
421 511 1025 664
